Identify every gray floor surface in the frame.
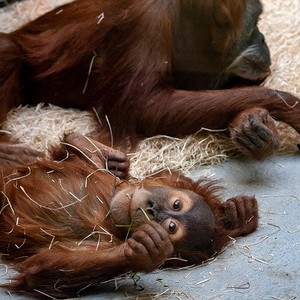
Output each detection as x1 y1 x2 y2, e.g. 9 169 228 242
0 155 299 299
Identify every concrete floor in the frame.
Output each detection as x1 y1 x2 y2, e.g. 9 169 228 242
0 155 299 299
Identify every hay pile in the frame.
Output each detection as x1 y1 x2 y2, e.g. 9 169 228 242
0 0 299 178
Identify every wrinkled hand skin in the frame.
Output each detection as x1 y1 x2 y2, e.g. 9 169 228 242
124 221 174 273
0 142 43 167
64 133 130 179
221 195 258 236
229 107 280 160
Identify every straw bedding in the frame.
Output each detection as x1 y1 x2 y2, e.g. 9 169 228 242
0 0 299 178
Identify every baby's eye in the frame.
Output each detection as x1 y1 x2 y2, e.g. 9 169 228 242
173 199 181 210
169 221 177 233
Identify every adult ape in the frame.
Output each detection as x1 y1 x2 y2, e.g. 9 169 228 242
0 0 299 164
0 133 258 298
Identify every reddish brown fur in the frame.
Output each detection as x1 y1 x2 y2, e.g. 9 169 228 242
0 0 299 164
0 1 297 296
0 136 258 298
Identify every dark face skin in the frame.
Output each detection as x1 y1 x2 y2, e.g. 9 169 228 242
172 0 271 89
225 0 271 83
110 186 216 252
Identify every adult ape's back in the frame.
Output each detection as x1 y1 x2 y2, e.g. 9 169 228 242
0 0 299 164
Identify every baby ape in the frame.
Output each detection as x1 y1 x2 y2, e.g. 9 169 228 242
0 133 258 298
